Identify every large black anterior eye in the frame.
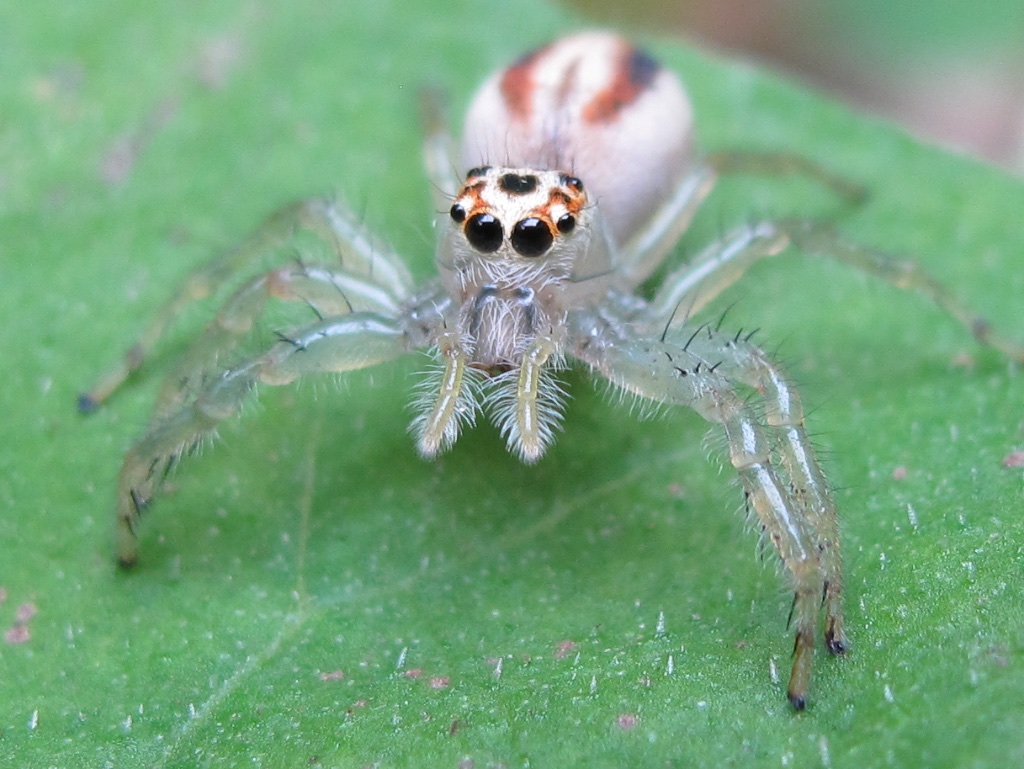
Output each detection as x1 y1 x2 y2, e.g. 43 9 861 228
465 213 504 252
511 217 553 257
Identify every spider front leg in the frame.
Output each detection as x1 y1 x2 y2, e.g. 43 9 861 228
150 260 404 422
79 198 413 411
116 312 408 567
573 315 838 708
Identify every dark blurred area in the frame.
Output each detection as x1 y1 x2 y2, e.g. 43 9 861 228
567 0 1024 170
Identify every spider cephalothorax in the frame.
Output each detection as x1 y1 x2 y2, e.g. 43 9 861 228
441 167 591 366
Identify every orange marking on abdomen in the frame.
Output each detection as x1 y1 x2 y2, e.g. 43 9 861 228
499 46 546 119
583 45 660 124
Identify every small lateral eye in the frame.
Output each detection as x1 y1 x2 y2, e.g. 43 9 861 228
556 213 576 234
511 217 553 257
465 165 492 179
560 174 583 193
465 213 504 252
449 204 466 223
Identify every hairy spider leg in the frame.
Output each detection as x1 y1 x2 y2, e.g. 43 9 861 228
791 223 1024 362
615 162 718 284
570 315 834 709
411 319 569 463
618 205 1024 706
413 325 478 458
649 222 792 320
150 262 404 422
615 149 868 287
115 313 409 567
647 219 1024 362
79 198 414 411
496 331 566 462
682 324 847 704
705 150 868 204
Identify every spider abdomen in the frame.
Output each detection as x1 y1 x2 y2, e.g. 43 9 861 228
460 31 694 245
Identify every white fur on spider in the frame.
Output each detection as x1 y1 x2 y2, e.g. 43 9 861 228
460 31 694 245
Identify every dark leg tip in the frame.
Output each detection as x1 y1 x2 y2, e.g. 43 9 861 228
788 692 807 711
827 638 849 655
117 554 139 570
825 628 850 655
77 392 100 414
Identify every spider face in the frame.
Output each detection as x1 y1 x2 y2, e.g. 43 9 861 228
437 165 597 370
446 166 587 261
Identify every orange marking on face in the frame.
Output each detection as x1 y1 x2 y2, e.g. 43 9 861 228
548 189 572 207
550 188 584 215
457 182 487 212
547 179 586 216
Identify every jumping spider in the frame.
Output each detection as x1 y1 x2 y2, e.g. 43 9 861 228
81 32 1024 708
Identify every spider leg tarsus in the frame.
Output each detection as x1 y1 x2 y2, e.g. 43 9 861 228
971 317 992 344
788 623 815 710
116 551 139 570
77 392 100 414
825 625 849 655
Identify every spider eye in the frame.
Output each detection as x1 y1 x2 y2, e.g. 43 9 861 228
560 174 583 193
498 173 538 195
556 213 576 234
465 213 504 252
511 217 553 257
449 204 466 223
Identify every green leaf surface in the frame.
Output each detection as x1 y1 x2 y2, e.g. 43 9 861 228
3 1 1023 767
